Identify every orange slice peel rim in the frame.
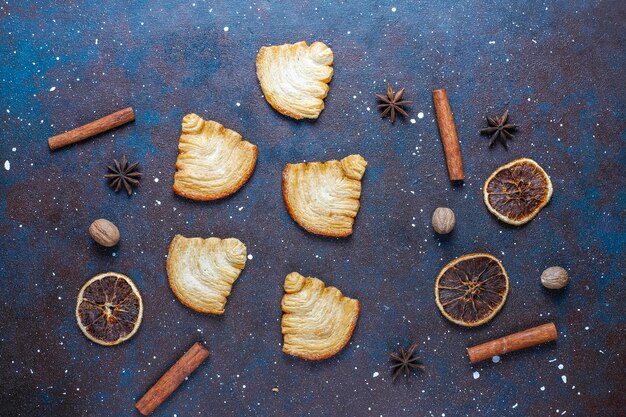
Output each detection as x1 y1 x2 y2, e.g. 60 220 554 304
75 272 143 346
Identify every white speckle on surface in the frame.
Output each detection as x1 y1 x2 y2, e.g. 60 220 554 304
156 200 162 205
236 102 241 107
558 364 564 370
472 371 480 379
49 86 56 91
512 403 518 408
391 7 397 12
373 371 379 378
417 112 424 119
95 38 98 45
561 375 567 383
247 254 253 260
154 178 159 182
12 147 16 152
224 26 229 32
540 386 546 391
492 356 500 363
489 40 496 44
4 161 10 171
410 118 416 124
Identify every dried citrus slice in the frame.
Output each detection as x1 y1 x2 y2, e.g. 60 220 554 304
435 253 509 327
483 158 553 225
76 272 143 346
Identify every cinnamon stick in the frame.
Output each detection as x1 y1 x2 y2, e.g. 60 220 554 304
135 342 209 416
432 90 464 181
467 322 558 364
48 106 134 150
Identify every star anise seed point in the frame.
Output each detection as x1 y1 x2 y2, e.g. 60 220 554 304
480 109 518 148
389 342 425 382
376 83 413 124
105 155 142 196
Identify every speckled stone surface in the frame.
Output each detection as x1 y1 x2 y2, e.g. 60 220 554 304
1 1 624 416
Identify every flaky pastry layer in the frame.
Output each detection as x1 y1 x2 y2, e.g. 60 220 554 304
256 41 333 119
281 272 360 360
173 114 257 200
283 154 367 237
167 235 247 314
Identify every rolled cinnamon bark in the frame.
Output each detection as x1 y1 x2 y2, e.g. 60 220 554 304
135 342 209 415
467 322 558 363
48 107 134 150
432 89 464 181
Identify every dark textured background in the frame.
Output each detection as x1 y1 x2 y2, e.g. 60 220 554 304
1 1 625 416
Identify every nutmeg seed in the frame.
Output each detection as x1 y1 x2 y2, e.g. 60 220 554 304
89 219 120 247
541 266 569 289
432 207 455 234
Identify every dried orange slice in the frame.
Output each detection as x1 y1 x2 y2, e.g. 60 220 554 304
483 158 553 225
435 253 509 327
76 272 143 346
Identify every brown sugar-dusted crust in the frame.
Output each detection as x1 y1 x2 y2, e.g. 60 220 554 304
282 154 367 237
281 272 360 360
256 41 334 120
172 114 257 201
483 158 553 226
166 235 247 315
434 253 509 327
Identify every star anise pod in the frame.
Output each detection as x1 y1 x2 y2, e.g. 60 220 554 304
390 342 424 382
480 109 518 148
376 83 413 124
105 155 142 196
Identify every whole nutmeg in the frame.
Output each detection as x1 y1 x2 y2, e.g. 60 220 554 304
432 207 455 234
89 219 120 247
541 266 569 289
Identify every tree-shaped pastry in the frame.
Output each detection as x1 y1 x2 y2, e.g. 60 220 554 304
281 272 360 360
167 235 247 314
283 154 367 237
256 41 334 119
173 114 257 200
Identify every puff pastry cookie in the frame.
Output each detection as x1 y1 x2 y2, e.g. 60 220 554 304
283 154 367 237
173 114 257 200
281 272 360 360
256 41 334 119
167 235 247 314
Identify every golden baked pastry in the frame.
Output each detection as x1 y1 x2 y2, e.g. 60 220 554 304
173 114 257 200
256 41 333 119
281 272 360 360
167 235 247 314
283 154 367 237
